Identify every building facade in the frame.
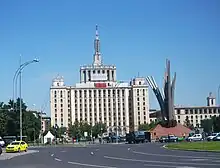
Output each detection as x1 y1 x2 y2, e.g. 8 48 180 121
41 116 51 133
50 26 150 135
149 92 220 127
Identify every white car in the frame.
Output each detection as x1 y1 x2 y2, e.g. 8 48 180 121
0 137 5 147
207 133 220 141
187 134 203 141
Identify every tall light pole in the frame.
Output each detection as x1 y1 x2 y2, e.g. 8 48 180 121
114 81 124 144
218 85 220 107
13 58 39 140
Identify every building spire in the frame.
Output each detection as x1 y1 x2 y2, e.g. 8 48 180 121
93 24 102 66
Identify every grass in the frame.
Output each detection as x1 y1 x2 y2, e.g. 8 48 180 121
166 141 220 152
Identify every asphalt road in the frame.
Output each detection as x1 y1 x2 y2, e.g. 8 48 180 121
1 143 220 168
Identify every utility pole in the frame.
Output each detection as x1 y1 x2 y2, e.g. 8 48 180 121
19 55 22 141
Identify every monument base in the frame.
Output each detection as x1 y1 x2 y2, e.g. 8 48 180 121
150 123 191 140
160 119 177 128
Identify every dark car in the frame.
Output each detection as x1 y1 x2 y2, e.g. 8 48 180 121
126 131 146 144
159 136 168 143
159 135 178 143
168 135 178 142
0 146 2 155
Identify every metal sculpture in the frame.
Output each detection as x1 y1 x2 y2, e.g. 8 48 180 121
146 59 176 127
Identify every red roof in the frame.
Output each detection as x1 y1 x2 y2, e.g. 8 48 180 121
150 124 191 138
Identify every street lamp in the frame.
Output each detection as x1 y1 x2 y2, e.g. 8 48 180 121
13 58 39 140
54 124 58 144
218 85 220 107
114 81 124 144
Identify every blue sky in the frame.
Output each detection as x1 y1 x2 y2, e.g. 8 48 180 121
0 0 220 114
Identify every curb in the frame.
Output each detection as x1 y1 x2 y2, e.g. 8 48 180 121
163 145 220 153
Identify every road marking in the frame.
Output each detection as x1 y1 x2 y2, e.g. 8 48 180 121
68 161 117 168
51 154 54 157
60 150 66 152
144 164 198 168
54 158 62 162
132 151 220 160
190 159 208 161
175 167 198 168
104 156 219 166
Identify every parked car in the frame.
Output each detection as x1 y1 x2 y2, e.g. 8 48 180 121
159 136 168 143
0 137 5 147
168 135 178 142
126 131 146 144
207 133 220 141
213 134 220 141
159 135 178 143
186 134 203 141
6 141 28 153
0 145 2 155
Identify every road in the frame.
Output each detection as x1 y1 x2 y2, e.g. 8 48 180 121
1 143 220 168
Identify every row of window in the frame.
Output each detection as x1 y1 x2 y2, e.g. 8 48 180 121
176 108 220 115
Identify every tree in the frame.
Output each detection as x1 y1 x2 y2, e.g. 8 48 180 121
0 110 9 136
183 117 194 130
68 120 81 138
0 99 41 142
212 116 220 132
138 124 150 131
201 116 220 133
92 122 107 138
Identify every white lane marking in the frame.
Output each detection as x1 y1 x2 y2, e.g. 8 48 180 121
104 156 219 166
133 151 220 160
68 161 117 168
54 158 62 162
144 164 198 168
191 159 208 161
51 154 54 157
162 145 167 148
60 150 66 152
176 167 198 168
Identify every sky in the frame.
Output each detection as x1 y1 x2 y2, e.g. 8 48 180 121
0 0 220 115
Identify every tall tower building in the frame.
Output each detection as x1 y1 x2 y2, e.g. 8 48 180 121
50 25 150 135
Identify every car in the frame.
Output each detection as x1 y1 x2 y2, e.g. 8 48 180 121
187 134 203 141
0 137 5 147
207 133 220 141
168 135 178 142
6 141 28 153
159 136 168 143
0 145 2 155
213 134 220 141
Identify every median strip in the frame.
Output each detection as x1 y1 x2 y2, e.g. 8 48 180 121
165 141 220 152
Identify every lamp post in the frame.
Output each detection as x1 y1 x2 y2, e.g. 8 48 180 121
114 81 124 144
13 58 39 140
54 124 58 144
218 85 220 107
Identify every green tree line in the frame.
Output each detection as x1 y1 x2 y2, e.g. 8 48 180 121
201 116 220 133
0 99 108 142
0 99 41 141
47 121 107 140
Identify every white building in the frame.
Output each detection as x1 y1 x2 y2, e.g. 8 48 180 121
50 26 150 135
